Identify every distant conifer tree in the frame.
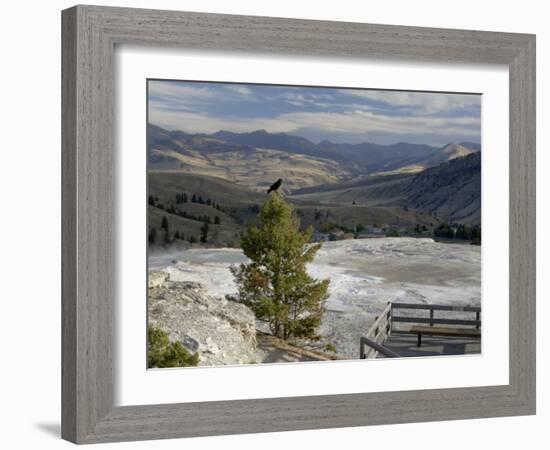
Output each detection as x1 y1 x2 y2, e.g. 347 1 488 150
200 222 209 243
161 215 169 231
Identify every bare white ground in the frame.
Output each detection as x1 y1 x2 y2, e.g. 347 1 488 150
148 238 481 357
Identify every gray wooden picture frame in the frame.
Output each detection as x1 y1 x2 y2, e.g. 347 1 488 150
61 5 536 444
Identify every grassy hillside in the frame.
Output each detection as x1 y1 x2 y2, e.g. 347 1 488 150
292 153 481 225
149 205 241 248
292 173 413 206
148 171 442 248
151 147 348 192
149 125 350 191
290 204 438 232
403 152 481 225
149 171 266 207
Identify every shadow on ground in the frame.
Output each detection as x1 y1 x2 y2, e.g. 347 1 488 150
383 332 481 357
35 422 61 438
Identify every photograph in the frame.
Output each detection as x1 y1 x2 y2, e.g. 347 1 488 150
146 79 482 368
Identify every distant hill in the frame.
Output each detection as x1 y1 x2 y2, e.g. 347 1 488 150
417 143 477 168
148 125 349 191
292 152 481 225
404 152 481 225
460 142 482 152
148 124 480 183
213 129 317 154
211 129 480 174
212 130 443 174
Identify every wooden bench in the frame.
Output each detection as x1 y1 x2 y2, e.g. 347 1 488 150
411 325 481 347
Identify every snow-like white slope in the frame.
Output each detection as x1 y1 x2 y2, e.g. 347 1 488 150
148 238 481 358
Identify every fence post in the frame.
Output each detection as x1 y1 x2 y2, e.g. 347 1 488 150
387 301 392 334
476 311 480 329
360 337 365 359
429 308 434 326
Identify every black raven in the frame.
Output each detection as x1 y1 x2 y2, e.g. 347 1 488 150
267 178 283 194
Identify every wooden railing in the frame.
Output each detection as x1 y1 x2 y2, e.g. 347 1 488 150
391 303 481 329
360 336 400 358
359 302 393 359
360 302 481 359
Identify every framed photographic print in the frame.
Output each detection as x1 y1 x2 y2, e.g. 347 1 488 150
62 5 536 444
145 78 484 366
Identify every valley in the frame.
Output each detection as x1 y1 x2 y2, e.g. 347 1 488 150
147 125 481 248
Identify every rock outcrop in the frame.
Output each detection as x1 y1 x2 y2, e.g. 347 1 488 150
148 271 266 366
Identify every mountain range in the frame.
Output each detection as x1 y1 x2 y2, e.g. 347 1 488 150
149 124 480 184
148 124 481 227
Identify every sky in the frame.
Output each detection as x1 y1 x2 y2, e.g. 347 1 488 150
148 80 481 146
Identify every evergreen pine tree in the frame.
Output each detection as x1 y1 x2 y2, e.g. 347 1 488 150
200 222 209 243
161 215 169 231
231 193 329 341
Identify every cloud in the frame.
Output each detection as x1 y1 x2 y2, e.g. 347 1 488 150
148 109 298 135
150 108 479 143
147 80 481 145
337 89 480 116
224 85 254 97
149 81 217 103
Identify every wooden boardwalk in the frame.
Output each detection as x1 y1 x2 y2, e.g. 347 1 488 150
360 302 481 359
382 332 481 358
